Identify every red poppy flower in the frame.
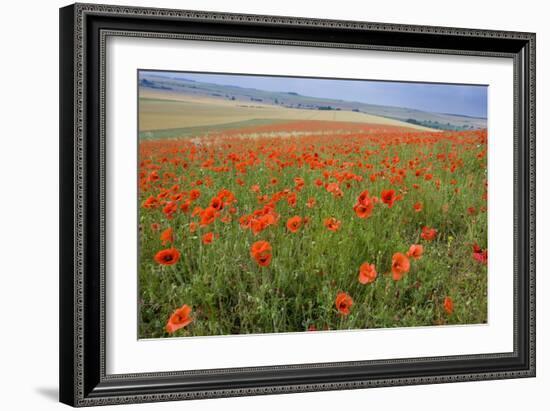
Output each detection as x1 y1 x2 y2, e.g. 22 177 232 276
324 217 341 232
335 292 353 315
421 226 437 241
357 190 370 204
406 244 423 260
179 199 191 213
171 192 184 202
165 304 193 334
326 183 343 197
154 248 181 266
202 232 215 245
287 192 297 207
199 206 218 226
162 201 178 219
354 190 374 218
443 296 454 315
306 197 316 208
160 227 173 245
472 243 488 264
251 218 267 236
294 177 305 191
210 196 224 211
413 202 423 212
358 262 377 284
217 189 236 205
354 201 374 219
142 196 160 209
250 240 272 267
286 216 303 233
148 171 159 182
391 252 410 281
189 189 201 200
381 189 397 208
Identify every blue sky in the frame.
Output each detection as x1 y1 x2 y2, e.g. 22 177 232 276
147 71 487 118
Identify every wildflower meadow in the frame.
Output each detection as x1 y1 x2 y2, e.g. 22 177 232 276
138 120 488 338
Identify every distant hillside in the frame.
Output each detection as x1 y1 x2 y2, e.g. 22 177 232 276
139 73 487 131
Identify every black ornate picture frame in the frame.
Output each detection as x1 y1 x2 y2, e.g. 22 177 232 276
59 3 535 407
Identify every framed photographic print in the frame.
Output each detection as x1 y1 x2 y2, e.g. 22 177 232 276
59 3 536 407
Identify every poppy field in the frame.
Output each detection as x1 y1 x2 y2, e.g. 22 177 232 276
138 119 488 338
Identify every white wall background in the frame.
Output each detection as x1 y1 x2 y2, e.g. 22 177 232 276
0 0 545 409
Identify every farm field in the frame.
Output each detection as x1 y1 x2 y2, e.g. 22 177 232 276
139 89 435 137
138 119 488 338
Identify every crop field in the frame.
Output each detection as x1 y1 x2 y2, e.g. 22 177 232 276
138 119 488 338
139 90 434 135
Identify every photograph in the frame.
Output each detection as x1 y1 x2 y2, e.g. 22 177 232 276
137 71 489 338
